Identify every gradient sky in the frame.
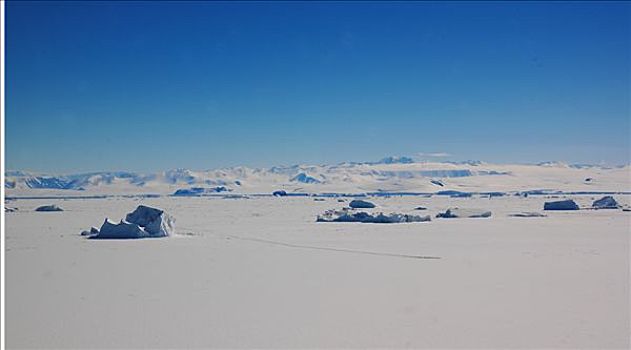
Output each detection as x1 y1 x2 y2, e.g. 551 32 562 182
6 1 630 173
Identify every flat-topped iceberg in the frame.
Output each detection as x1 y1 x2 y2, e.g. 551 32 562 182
544 199 579 211
349 199 376 209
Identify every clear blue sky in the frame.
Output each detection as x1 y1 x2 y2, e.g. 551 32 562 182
6 1 630 173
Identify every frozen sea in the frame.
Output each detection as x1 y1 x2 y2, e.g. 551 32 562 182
5 195 631 348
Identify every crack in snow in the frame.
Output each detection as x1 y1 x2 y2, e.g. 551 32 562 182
226 235 442 260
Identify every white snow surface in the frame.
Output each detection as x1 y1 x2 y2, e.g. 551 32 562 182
5 195 631 348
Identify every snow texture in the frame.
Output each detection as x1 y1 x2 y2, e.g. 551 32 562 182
508 212 547 217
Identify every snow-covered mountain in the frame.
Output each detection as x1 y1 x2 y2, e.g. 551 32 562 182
5 157 630 196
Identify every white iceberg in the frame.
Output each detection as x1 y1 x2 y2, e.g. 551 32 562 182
544 199 579 211
124 205 174 237
97 219 149 239
92 205 175 239
80 227 100 237
349 200 376 209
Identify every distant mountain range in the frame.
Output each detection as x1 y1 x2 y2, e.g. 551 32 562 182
5 157 630 195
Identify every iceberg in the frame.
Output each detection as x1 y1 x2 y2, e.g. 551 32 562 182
97 219 149 239
92 205 174 239
124 205 175 237
317 208 430 223
349 199 376 209
35 205 63 212
81 226 101 237
592 196 619 209
543 199 579 211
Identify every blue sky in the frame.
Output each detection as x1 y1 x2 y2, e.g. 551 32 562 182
6 1 630 173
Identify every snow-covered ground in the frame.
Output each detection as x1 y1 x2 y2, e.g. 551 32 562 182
5 195 630 348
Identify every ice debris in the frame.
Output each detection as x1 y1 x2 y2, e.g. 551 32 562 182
508 212 547 217
436 208 492 218
317 208 430 223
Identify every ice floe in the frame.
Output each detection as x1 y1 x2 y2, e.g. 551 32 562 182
317 208 430 223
